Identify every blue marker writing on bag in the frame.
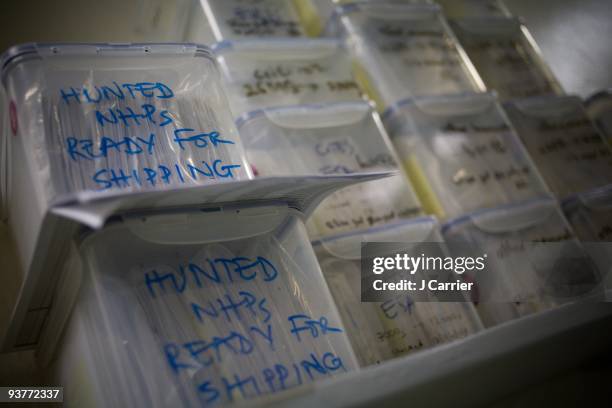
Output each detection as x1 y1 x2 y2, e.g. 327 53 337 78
60 81 174 105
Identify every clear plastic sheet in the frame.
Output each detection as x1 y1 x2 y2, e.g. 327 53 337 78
236 102 424 238
215 39 363 117
65 205 357 407
384 92 549 220
505 95 612 198
315 217 482 366
328 3 484 110
451 17 563 101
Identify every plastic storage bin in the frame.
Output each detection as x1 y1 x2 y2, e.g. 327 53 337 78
451 17 562 101
435 0 510 18
505 96 612 198
201 0 307 40
0 42 250 351
328 3 484 111
442 198 601 327
314 217 482 367
52 202 358 407
1 43 248 202
383 92 549 220
214 39 364 118
236 102 424 238
586 89 612 141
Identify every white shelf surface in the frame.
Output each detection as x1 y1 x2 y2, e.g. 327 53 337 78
263 301 612 408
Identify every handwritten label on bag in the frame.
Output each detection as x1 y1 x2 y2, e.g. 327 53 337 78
138 254 350 404
53 81 244 193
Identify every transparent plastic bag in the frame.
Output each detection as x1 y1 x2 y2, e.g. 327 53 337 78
202 0 306 40
65 204 357 407
384 92 549 220
328 3 484 110
451 17 563 101
215 39 363 117
505 95 612 198
237 102 424 238
315 217 482 366
443 198 601 327
1 43 250 208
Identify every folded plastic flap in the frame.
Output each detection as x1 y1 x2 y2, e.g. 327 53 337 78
50 173 392 229
387 92 497 121
262 102 372 129
315 216 440 260
444 198 560 235
564 185 612 213
507 95 583 118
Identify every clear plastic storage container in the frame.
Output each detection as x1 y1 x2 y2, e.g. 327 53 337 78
383 92 549 220
328 3 484 111
586 89 612 141
451 17 563 101
0 42 250 351
53 203 358 407
442 198 601 327
505 95 612 198
1 43 249 211
236 102 424 238
314 217 482 367
214 39 364 117
435 0 510 18
201 0 307 40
